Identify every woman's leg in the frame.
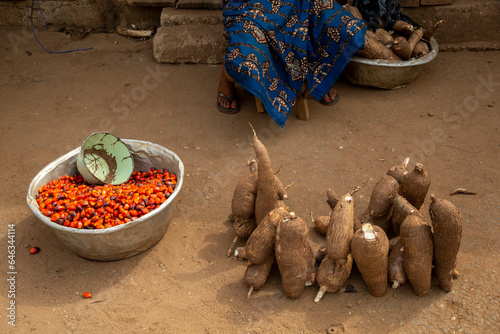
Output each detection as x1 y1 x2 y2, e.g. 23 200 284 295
217 64 239 112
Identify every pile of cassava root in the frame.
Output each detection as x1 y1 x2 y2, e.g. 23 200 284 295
227 125 463 301
345 4 445 61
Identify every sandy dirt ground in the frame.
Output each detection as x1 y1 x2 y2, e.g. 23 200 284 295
0 26 499 334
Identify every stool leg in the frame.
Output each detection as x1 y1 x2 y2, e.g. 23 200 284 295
295 94 310 121
255 96 266 113
295 84 310 121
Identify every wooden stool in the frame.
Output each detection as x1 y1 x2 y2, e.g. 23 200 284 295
254 85 310 121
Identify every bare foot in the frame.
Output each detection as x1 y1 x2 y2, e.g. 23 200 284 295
320 88 340 106
217 65 239 112
322 88 338 103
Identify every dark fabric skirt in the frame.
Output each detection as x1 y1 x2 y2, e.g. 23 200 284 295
223 0 367 127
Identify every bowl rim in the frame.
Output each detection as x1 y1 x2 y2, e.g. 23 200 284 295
350 37 439 67
78 131 134 185
26 139 184 235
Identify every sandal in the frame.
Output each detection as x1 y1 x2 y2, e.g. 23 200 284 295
217 92 240 114
320 90 340 106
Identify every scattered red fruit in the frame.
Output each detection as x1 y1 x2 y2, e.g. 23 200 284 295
82 292 92 298
30 247 40 254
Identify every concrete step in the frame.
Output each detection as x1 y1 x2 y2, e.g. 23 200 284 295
127 0 176 7
160 8 223 26
419 0 453 5
128 0 223 9
153 8 225 64
176 0 223 9
402 0 500 47
153 23 226 64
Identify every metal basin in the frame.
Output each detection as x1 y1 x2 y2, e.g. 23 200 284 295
26 139 184 261
344 37 438 89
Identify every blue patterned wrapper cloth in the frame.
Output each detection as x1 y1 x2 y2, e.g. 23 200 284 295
223 0 367 127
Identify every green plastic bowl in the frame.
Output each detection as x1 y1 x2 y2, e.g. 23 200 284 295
76 132 134 185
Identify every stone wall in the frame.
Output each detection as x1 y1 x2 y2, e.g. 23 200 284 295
1 0 100 26
0 0 162 30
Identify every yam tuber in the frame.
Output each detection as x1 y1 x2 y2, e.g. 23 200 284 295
429 194 462 292
245 254 275 298
391 36 412 60
305 241 317 286
400 214 433 296
326 194 354 260
227 218 256 258
275 215 309 299
227 164 259 257
248 159 257 173
231 164 288 225
234 246 247 260
343 4 363 20
412 41 430 59
250 124 282 225
323 188 360 234
389 236 401 251
387 238 406 289
399 163 431 210
312 245 327 264
275 176 288 202
351 223 390 297
391 194 419 236
233 218 256 240
386 157 409 184
423 20 445 41
368 174 399 219
311 212 330 236
365 30 377 41
353 215 362 233
251 159 288 200
326 188 339 210
231 172 258 222
419 202 432 225
363 209 393 234
245 207 290 265
392 29 424 60
228 157 287 257
407 28 424 57
314 254 353 302
356 34 402 61
375 28 393 46
391 20 415 35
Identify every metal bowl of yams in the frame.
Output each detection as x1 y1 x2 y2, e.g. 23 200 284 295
344 38 438 89
26 139 184 261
